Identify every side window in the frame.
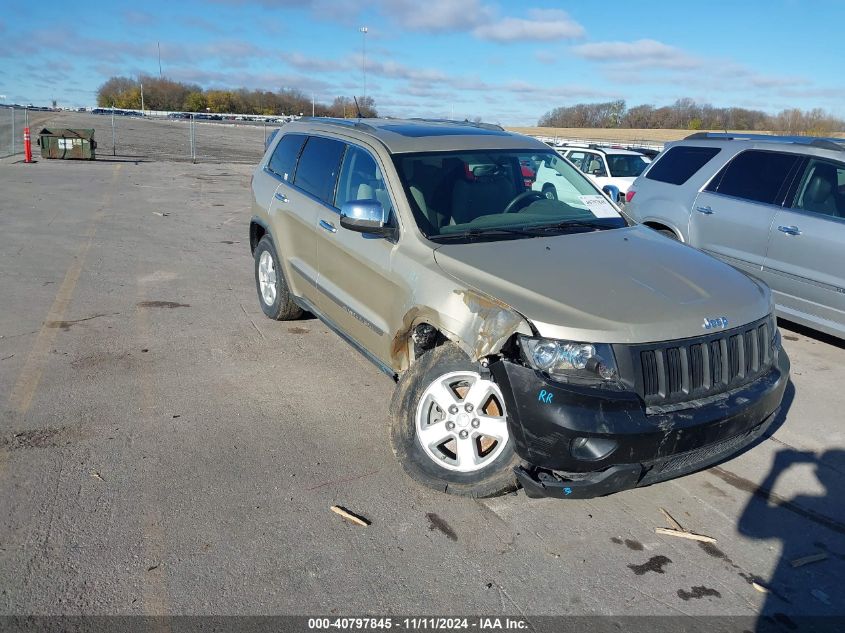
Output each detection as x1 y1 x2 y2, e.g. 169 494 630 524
567 152 586 170
792 159 845 219
267 133 306 182
646 146 721 185
583 153 607 177
292 136 346 204
335 145 394 217
705 150 800 205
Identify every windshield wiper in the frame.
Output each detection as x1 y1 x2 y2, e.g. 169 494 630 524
525 219 616 233
431 227 538 241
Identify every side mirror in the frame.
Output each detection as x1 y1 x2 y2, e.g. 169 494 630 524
602 185 620 202
340 200 393 236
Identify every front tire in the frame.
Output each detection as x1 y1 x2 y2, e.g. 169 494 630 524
254 235 303 321
390 343 519 497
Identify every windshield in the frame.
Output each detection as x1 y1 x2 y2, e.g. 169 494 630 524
606 153 650 177
392 149 625 241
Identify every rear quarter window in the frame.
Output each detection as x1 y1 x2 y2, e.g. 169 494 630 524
645 146 721 185
267 133 306 182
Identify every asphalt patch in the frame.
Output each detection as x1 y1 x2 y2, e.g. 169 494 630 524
627 555 672 575
426 513 458 541
46 313 110 331
137 301 190 309
677 586 721 601
3 426 73 450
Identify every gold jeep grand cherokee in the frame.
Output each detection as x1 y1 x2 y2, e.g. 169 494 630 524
249 118 789 499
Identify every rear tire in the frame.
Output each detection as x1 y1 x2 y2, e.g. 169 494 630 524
390 343 519 497
657 228 679 240
254 235 303 321
542 184 558 200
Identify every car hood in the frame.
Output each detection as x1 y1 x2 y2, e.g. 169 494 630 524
433 225 771 344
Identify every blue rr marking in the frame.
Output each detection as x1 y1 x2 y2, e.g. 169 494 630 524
538 389 553 404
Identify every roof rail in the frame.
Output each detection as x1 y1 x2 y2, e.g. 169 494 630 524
407 117 505 132
300 117 378 133
684 131 845 151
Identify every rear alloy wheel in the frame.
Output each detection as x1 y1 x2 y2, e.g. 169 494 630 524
253 235 303 321
390 343 519 497
542 184 558 200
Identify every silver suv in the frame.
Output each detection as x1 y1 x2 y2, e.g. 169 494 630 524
627 133 845 339
249 119 789 499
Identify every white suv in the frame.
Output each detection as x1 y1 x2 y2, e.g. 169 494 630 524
555 146 651 202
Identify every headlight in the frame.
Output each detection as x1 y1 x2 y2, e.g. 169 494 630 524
518 336 620 386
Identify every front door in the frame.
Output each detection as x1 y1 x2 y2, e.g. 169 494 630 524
315 143 402 366
762 158 845 334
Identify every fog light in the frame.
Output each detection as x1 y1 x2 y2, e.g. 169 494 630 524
570 437 617 461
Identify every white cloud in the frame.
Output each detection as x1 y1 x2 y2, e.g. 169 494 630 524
282 52 348 73
473 9 584 42
572 38 700 69
379 0 493 32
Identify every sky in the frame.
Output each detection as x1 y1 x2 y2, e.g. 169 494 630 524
1 0 843 125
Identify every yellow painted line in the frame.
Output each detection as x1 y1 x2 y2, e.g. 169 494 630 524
6 165 121 415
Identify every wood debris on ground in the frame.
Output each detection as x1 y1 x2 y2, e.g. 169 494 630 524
790 552 829 568
330 505 370 527
655 507 716 543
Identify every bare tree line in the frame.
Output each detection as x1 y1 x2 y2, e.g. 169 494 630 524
539 98 845 135
96 75 377 117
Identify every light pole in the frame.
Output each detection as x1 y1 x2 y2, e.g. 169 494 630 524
360 26 368 107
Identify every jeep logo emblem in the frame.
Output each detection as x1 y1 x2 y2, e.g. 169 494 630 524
702 316 729 330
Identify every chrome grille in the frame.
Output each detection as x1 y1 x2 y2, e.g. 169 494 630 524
627 317 773 408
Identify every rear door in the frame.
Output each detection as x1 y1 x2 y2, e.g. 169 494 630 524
688 149 802 276
315 143 402 366
284 135 347 308
762 157 845 334
263 133 323 303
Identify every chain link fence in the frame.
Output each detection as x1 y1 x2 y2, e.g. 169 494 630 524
11 109 272 164
0 105 33 159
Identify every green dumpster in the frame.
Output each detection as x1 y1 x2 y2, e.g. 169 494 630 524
37 128 97 160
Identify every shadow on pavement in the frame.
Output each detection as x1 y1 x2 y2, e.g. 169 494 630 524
778 319 845 351
737 448 845 631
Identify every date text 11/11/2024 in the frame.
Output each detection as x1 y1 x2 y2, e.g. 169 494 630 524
307 617 530 630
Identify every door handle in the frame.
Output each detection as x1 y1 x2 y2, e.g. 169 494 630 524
274 192 289 203
777 225 801 236
696 205 713 215
319 219 337 233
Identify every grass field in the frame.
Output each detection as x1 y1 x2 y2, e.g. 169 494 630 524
506 126 845 144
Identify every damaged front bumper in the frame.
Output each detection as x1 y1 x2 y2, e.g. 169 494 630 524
489 347 790 499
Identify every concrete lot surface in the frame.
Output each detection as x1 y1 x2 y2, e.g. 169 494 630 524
1 148 844 626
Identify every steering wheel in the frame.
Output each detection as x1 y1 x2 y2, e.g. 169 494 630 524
503 190 546 214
